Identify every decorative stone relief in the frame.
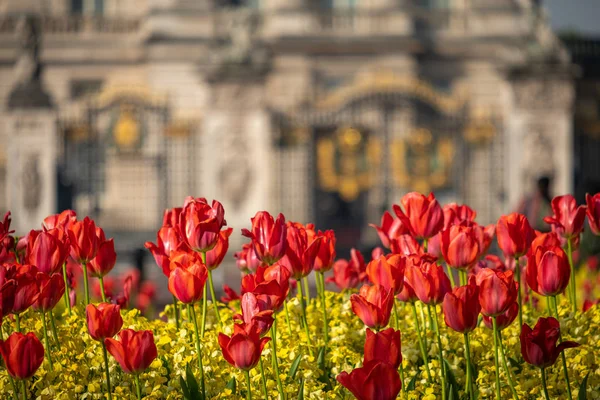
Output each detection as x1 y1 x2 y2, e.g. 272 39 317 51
218 121 252 211
512 80 574 110
521 124 556 192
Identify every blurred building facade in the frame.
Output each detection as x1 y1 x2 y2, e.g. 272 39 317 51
0 0 578 286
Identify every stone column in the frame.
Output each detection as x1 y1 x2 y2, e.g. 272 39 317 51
507 74 575 210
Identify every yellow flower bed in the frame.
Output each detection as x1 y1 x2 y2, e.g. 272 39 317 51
1 292 599 399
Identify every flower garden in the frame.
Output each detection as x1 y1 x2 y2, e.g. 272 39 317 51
1 193 600 399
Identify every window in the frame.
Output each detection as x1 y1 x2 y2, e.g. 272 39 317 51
70 79 103 100
71 0 104 15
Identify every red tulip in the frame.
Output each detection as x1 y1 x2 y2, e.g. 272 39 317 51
221 284 241 304
444 203 477 223
42 210 76 231
393 192 444 240
473 223 495 258
26 229 70 275
326 248 367 290
163 207 183 228
33 272 65 312
235 292 274 337
476 268 518 317
205 228 233 270
337 360 402 400
543 195 587 240
586 193 600 236
234 243 262 274
366 254 406 294
390 234 423 257
87 238 116 278
86 303 123 341
11 264 39 314
526 245 570 297
68 217 99 263
0 279 16 323
350 284 394 330
483 302 518 331
370 211 410 249
440 224 479 270
168 252 208 304
279 222 321 279
363 327 402 369
531 231 562 252
520 317 579 368
311 230 337 273
241 264 290 311
242 212 287 265
218 323 270 371
0 212 13 242
145 226 189 277
0 332 44 380
179 197 226 252
442 276 481 333
496 213 535 258
105 329 158 374
405 257 451 305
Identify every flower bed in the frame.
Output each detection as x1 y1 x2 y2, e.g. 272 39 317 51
0 193 599 399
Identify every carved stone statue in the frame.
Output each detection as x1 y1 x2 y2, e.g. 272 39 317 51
206 8 271 81
7 13 53 109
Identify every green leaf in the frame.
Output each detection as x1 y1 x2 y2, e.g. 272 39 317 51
443 358 459 400
180 375 191 400
317 346 326 370
289 354 302 379
297 378 305 400
226 376 237 394
578 371 590 400
185 364 201 400
407 370 420 391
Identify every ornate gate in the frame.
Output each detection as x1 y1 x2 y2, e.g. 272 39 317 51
273 72 500 253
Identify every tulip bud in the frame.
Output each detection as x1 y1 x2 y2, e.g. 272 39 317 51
27 229 70 275
369 211 410 249
350 284 394 330
543 195 587 240
336 360 402 400
366 255 406 294
440 224 480 270
442 276 481 333
586 193 600 236
218 324 270 371
168 254 208 304
476 268 518 317
393 192 444 240
88 238 117 278
33 272 65 312
105 329 157 374
363 328 402 369
0 332 44 380
242 212 287 265
496 213 535 258
68 217 99 263
405 256 451 305
86 303 123 341
526 245 570 297
179 197 226 252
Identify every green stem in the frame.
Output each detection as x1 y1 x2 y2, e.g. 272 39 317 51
172 295 180 330
62 262 71 315
459 270 467 286
419 302 429 349
245 369 252 400
134 373 142 400
410 303 432 382
428 305 446 400
464 333 474 400
270 320 285 399
423 238 428 253
102 342 113 400
82 261 90 306
8 374 18 399
49 310 61 351
99 276 107 302
515 258 523 336
497 330 519 400
567 238 577 313
492 317 502 400
298 278 314 356
207 269 223 330
319 272 329 349
258 357 269 399
303 276 311 304
284 300 292 336
200 282 208 338
448 266 457 288
20 380 26 400
540 368 550 400
551 296 573 400
41 312 53 369
393 299 400 330
15 314 21 333
188 304 206 399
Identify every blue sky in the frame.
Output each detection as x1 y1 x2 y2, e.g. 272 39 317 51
546 0 600 36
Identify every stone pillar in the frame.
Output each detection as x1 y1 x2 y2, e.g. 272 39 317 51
201 78 272 288
5 112 57 234
507 73 575 210
4 13 56 235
